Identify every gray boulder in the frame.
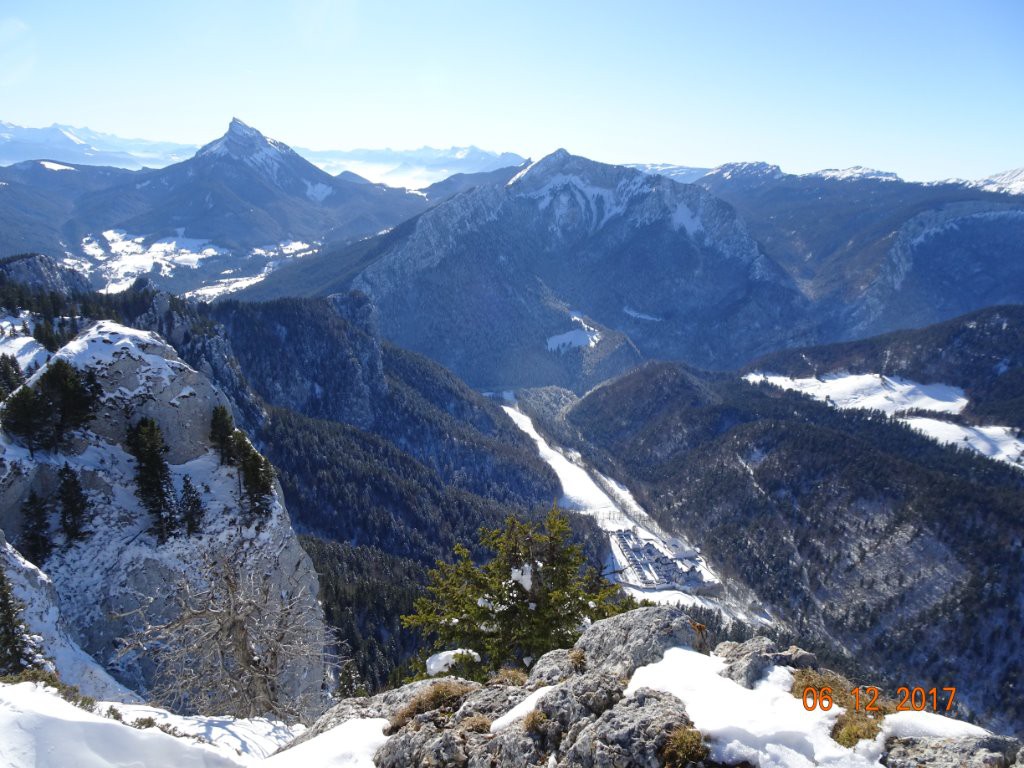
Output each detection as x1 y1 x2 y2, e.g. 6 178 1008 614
572 606 699 679
884 735 1022 767
558 687 691 768
714 637 818 688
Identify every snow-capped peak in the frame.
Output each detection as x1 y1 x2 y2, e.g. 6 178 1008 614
194 118 307 185
970 167 1024 196
196 118 293 163
805 166 902 182
704 161 785 181
506 148 572 186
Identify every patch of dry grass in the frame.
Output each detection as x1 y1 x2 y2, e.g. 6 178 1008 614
388 680 476 732
662 726 709 766
790 668 895 747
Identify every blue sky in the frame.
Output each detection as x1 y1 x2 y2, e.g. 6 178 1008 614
1 0 1021 180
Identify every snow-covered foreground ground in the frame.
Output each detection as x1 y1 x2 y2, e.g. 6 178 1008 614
501 405 765 622
628 648 989 768
746 372 1023 470
0 682 386 768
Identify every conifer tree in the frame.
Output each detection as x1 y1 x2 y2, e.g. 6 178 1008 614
58 463 88 543
1 386 45 456
0 353 23 400
126 418 178 542
402 506 623 672
178 475 205 536
229 430 275 520
19 491 51 566
0 565 32 676
210 405 235 465
36 360 101 449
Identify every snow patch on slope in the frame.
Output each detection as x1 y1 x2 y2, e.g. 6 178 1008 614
805 167 901 182
628 647 988 768
547 314 601 352
902 418 1024 468
86 230 228 293
747 371 1023 470
0 313 49 371
39 161 76 172
0 682 244 767
743 373 967 415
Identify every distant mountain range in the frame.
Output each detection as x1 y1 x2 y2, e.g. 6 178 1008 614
0 119 525 187
2 117 1022 384
245 148 1024 390
0 119 435 295
0 120 196 169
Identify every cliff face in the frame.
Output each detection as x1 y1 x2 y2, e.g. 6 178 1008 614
0 320 327 718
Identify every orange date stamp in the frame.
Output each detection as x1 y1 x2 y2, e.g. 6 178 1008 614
801 686 957 712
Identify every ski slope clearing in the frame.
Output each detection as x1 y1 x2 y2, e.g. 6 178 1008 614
501 405 758 621
628 647 989 768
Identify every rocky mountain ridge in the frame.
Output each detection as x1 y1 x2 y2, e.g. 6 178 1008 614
250 149 808 389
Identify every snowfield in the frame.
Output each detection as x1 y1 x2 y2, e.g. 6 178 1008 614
547 314 602 352
501 405 762 624
628 647 989 768
0 683 243 768
746 372 1023 470
901 417 1024 467
743 373 967 416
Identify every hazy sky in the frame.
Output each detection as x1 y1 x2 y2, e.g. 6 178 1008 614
1 0 1021 180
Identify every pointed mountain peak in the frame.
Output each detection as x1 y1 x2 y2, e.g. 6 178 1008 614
196 119 291 162
507 148 614 188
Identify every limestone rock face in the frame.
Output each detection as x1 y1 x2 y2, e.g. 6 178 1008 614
0 320 327 717
558 687 690 768
570 606 699 678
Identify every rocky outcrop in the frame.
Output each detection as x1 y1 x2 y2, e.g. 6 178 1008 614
560 687 691 768
884 734 1022 767
288 605 1020 767
714 636 817 689
0 320 328 718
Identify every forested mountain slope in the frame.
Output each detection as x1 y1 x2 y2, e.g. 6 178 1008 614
518 353 1024 735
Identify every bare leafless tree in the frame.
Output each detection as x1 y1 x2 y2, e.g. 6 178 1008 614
119 555 342 723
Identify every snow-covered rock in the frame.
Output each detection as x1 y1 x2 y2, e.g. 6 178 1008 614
277 607 1019 768
0 531 136 701
970 167 1024 196
0 320 327 715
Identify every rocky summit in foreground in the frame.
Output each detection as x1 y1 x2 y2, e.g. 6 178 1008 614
282 607 1023 768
